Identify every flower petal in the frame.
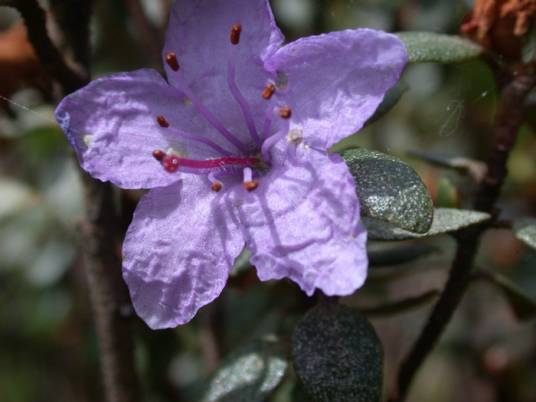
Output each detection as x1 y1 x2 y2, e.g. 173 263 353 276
163 0 285 147
123 176 244 329
264 29 408 150
56 69 233 189
228 150 368 296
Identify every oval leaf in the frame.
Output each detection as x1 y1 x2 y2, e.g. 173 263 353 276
203 336 288 402
292 302 383 402
343 148 433 233
397 32 484 64
366 208 490 241
514 219 536 251
367 81 409 125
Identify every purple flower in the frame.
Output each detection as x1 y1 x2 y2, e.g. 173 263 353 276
56 0 407 329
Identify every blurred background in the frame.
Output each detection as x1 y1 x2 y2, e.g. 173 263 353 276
0 1 535 401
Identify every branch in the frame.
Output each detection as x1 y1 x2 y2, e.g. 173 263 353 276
2 1 142 401
391 71 536 402
1 0 85 93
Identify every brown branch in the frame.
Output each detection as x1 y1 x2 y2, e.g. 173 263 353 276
122 0 163 65
2 1 142 401
80 173 141 402
391 71 536 402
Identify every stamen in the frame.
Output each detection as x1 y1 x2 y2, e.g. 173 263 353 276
279 106 292 119
156 115 170 128
227 59 261 146
242 167 259 191
209 172 223 192
262 84 276 100
165 52 180 71
230 24 242 45
152 150 166 161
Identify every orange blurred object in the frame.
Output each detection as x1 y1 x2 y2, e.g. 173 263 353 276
0 22 50 113
461 0 536 60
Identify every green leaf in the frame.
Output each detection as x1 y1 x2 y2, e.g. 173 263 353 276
292 302 383 402
474 271 536 321
202 336 288 402
514 219 536 251
397 32 484 64
366 208 490 241
367 81 409 125
359 290 440 317
231 247 252 276
343 148 433 233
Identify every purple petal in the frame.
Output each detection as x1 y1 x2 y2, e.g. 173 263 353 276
264 29 408 150
227 150 368 296
55 69 237 189
123 176 244 329
163 0 285 148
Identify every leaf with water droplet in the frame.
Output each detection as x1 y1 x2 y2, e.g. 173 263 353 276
365 208 490 241
292 302 383 402
343 148 433 233
397 32 484 64
202 336 288 402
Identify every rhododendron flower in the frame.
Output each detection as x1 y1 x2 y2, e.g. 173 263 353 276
56 0 407 329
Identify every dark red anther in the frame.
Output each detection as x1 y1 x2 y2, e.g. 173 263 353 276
165 52 180 71
162 155 180 173
262 84 276 100
211 182 223 192
279 106 292 119
152 150 166 161
156 115 170 128
230 24 242 45
243 181 259 191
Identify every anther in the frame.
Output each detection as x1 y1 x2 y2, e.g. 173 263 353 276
211 182 223 192
279 106 292 119
156 115 170 128
152 150 166 161
230 24 242 45
262 84 276 100
243 181 259 191
165 52 180 71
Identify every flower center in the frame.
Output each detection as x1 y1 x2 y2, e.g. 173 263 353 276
155 23 293 192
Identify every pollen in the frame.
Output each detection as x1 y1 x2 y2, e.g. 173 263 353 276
165 52 180 71
243 180 259 191
156 116 170 128
279 106 292 119
230 24 242 45
262 84 276 100
287 129 303 144
83 134 93 146
211 182 223 192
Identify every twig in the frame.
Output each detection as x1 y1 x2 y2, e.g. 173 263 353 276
80 173 141 402
391 71 536 402
122 0 163 65
2 1 142 401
